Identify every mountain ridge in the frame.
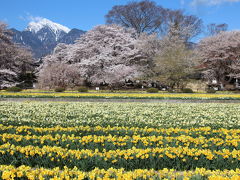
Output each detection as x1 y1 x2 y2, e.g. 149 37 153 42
11 18 86 59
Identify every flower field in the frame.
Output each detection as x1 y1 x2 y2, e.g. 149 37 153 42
0 102 239 179
1 91 240 100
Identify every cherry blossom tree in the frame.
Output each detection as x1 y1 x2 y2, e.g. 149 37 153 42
38 25 156 88
37 62 84 89
0 22 34 89
230 61 240 77
197 31 240 88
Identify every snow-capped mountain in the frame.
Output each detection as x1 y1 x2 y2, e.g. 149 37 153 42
26 18 70 41
27 18 70 34
12 18 85 59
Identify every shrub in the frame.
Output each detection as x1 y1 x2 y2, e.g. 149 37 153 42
77 86 88 92
147 88 158 93
54 87 65 92
233 90 240 94
6 87 22 92
182 88 194 93
206 89 216 93
167 89 175 93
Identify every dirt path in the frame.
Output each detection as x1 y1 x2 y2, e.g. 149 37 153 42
1 97 240 103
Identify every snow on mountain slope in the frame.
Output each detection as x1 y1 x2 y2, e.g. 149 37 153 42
12 18 85 58
26 18 70 40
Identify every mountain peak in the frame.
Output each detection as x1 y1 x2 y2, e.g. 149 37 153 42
12 18 85 59
26 18 70 34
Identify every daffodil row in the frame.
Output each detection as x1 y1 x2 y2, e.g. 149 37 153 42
1 124 240 138
1 143 240 171
1 102 239 129
1 165 240 180
1 91 240 100
0 132 239 152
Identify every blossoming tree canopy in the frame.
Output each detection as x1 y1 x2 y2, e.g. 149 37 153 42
0 22 34 89
198 31 240 85
38 24 157 87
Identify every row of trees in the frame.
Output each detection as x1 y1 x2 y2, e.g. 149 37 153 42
37 23 240 90
0 0 240 90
